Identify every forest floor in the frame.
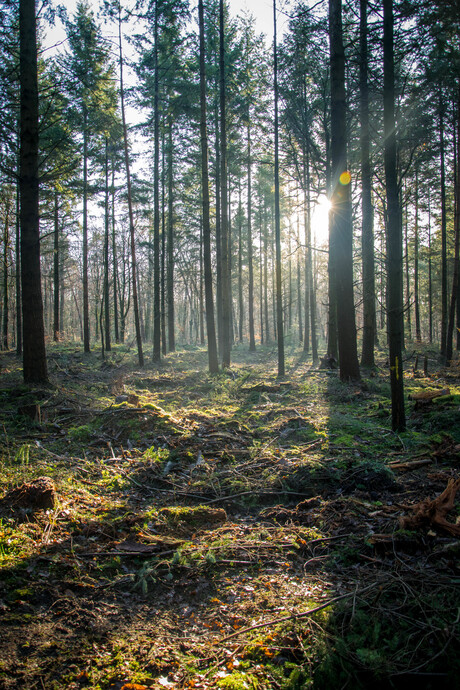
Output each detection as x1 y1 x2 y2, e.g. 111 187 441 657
0 342 459 690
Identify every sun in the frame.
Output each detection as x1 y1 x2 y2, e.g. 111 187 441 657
312 195 331 248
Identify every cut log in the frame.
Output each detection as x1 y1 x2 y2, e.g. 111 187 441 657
409 388 450 401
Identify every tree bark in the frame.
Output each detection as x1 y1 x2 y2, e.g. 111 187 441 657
198 0 218 373
219 0 231 368
384 0 405 431
53 189 60 342
273 0 285 377
440 94 448 358
119 12 144 366
19 0 48 383
104 138 111 351
82 109 90 353
329 0 360 381
360 0 376 367
247 119 256 351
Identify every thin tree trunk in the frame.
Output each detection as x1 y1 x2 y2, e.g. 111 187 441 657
238 189 244 342
360 0 375 367
111 158 120 343
2 192 10 350
296 211 303 343
198 0 218 373
53 189 60 341
446 80 460 364
119 12 144 366
428 192 433 343
384 0 405 430
167 119 175 352
440 94 448 358
219 0 231 367
414 165 421 343
82 110 90 352
161 135 167 355
404 197 411 342
16 171 22 356
152 1 161 362
273 0 285 376
104 138 111 351
247 120 256 351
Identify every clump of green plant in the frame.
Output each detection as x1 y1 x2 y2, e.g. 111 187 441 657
68 424 94 443
216 670 260 689
142 446 169 464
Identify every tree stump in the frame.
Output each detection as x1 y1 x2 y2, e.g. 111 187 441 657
1 477 57 511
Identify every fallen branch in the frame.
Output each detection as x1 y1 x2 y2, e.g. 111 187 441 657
388 458 433 471
216 582 379 643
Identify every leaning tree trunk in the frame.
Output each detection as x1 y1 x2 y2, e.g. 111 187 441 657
19 0 48 383
329 0 360 381
384 0 405 431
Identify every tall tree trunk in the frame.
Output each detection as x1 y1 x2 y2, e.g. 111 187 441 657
19 0 48 383
247 119 256 351
296 212 303 343
238 190 244 342
360 0 375 367
414 166 421 343
111 158 120 343
440 93 448 358
259 213 264 344
53 189 60 341
428 192 433 343
161 136 167 355
198 0 218 373
119 12 144 366
152 1 161 362
3 192 10 350
167 120 175 352
219 0 231 367
384 0 405 431
404 198 411 342
446 80 460 364
104 138 111 351
329 0 360 381
82 109 90 353
16 172 22 356
273 0 285 376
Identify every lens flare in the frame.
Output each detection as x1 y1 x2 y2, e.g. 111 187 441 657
339 171 351 185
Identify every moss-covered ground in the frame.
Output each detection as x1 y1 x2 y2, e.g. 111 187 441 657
0 342 459 689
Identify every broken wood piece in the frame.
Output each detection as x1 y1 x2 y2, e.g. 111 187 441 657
388 458 433 471
399 477 460 536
